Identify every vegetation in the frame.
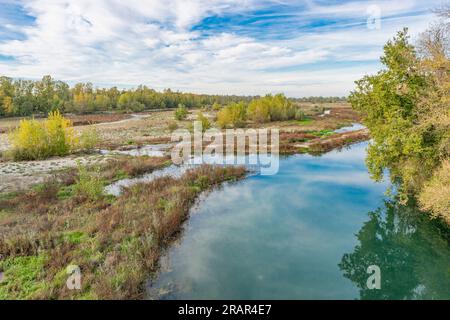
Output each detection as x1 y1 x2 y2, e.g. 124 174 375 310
72 162 104 201
349 12 449 223
247 94 299 123
215 94 305 128
0 76 257 117
78 127 101 151
8 110 101 160
9 110 77 160
174 104 188 120
418 160 450 225
216 101 247 128
0 162 246 299
197 112 211 132
0 74 350 118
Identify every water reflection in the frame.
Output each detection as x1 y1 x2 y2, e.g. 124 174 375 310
339 199 450 300
145 142 450 299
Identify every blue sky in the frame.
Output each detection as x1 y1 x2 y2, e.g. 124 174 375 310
0 0 443 96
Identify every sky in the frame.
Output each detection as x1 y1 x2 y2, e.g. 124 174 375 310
0 0 444 97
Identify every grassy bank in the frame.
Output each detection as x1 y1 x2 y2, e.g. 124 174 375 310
0 158 246 299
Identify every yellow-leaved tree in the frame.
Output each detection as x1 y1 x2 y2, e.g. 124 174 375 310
10 110 78 160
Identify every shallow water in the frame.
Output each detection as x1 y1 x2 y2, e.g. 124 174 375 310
334 123 366 133
100 143 172 158
146 142 450 300
105 154 278 196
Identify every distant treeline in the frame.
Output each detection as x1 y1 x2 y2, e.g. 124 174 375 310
293 96 347 103
0 75 346 117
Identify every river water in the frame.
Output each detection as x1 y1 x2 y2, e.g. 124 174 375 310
146 141 450 300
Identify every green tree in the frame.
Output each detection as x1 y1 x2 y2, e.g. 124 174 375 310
349 29 448 201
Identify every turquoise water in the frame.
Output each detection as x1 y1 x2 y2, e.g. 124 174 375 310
147 142 450 300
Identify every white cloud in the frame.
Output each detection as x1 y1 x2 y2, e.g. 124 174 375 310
0 0 442 96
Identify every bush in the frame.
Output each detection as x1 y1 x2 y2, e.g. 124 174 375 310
10 110 77 160
73 162 104 201
79 127 101 151
129 101 145 112
294 109 305 121
168 121 178 131
197 113 211 132
174 104 188 120
216 102 247 128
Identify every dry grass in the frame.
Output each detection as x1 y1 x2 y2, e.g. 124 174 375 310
306 129 370 154
0 161 246 299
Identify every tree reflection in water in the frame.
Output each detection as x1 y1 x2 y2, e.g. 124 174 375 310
339 199 450 300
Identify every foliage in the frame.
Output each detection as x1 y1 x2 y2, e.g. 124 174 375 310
349 28 449 209
197 112 211 132
10 110 77 160
247 94 297 123
72 162 104 201
216 101 247 128
0 254 47 300
0 74 347 117
294 109 305 121
419 160 450 224
0 75 257 117
167 121 179 131
78 127 101 151
212 102 222 111
174 104 188 120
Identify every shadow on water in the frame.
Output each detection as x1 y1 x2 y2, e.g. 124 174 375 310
339 199 450 300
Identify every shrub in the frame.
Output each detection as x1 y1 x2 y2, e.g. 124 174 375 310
73 162 104 201
129 101 145 112
168 121 178 131
10 110 77 160
197 113 211 132
216 102 247 128
174 104 188 120
79 127 101 151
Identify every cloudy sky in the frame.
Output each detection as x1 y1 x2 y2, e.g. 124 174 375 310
0 0 443 96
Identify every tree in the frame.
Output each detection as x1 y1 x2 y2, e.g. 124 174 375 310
216 101 247 128
349 29 447 198
247 94 296 123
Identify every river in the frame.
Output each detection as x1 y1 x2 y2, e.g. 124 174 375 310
145 141 450 300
